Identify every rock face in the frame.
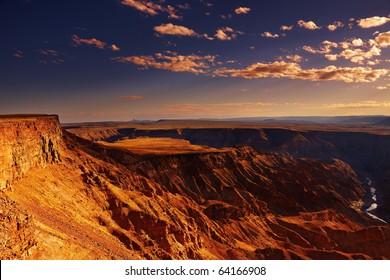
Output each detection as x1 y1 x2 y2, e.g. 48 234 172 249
70 127 390 222
1 116 390 259
0 115 62 191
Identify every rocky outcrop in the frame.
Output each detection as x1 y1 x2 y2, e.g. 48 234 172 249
0 194 37 259
68 126 390 222
1 116 390 259
0 115 62 190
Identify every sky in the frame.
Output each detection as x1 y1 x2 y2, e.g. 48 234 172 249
0 0 389 122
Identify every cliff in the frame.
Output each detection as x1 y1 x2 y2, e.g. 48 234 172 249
1 116 390 259
0 115 62 191
68 126 390 222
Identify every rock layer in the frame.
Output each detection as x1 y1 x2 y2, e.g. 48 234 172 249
1 116 390 259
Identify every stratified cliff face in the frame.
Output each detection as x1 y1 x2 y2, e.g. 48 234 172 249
70 127 390 222
1 116 390 260
0 115 62 191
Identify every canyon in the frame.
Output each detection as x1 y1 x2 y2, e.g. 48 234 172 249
1 115 389 259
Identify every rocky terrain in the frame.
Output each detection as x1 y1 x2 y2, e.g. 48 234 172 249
1 115 389 259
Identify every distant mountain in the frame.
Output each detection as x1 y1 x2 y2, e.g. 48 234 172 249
374 117 390 127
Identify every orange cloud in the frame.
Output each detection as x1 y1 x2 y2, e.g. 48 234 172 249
112 51 216 74
163 102 274 116
120 0 180 19
327 21 344 31
283 55 303 62
375 31 390 48
324 101 390 109
305 36 385 65
280 25 293 31
110 44 121 51
72 35 120 51
214 27 243 40
358 16 390 28
303 40 338 54
72 34 106 49
214 61 388 83
298 20 321 30
261 32 279 38
351 38 364 47
234 7 251 14
118 95 144 100
154 23 206 38
376 85 389 90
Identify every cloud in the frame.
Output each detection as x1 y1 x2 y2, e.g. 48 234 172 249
214 61 389 83
375 31 390 48
351 38 364 47
280 25 293 31
327 21 344 31
324 101 390 109
110 44 121 51
38 49 64 56
153 23 209 39
358 16 390 28
39 59 64 64
112 51 216 74
303 40 338 54
118 95 144 100
162 102 274 116
38 49 65 64
261 32 279 38
13 50 23 58
177 4 191 10
304 36 387 65
72 34 120 51
298 20 321 30
120 0 181 19
219 14 232 19
234 7 251 14
214 27 243 40
284 55 303 62
376 85 389 90
336 46 382 64
72 34 106 49
314 35 388 65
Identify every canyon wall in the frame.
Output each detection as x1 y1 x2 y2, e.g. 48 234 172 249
71 127 390 222
1 116 390 259
0 115 62 191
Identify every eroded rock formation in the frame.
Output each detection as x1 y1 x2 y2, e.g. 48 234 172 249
1 116 389 259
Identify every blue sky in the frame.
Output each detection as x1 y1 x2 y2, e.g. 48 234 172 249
0 0 389 122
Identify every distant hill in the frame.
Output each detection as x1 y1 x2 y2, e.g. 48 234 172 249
374 117 390 126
